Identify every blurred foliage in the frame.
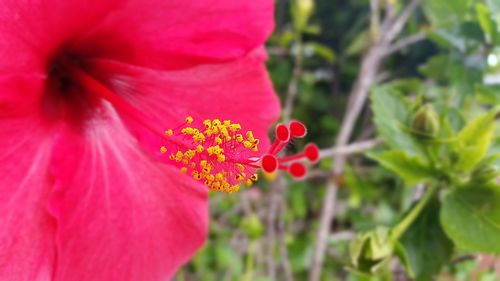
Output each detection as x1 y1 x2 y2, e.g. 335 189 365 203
179 0 500 280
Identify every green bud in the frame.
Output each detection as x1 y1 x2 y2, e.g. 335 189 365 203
292 0 315 31
471 164 500 183
411 104 440 139
350 227 394 273
241 214 263 240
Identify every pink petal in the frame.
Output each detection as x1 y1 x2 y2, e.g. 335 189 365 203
87 0 275 69
0 75 57 280
1 0 274 74
88 52 281 155
48 103 208 281
0 1 122 75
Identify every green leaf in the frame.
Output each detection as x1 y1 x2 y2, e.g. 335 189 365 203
441 185 500 254
476 3 499 44
305 42 336 63
422 0 468 27
453 109 497 171
419 54 451 81
476 85 500 105
371 87 421 154
401 198 453 281
368 150 438 186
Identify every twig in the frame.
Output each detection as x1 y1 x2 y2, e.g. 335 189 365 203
283 39 304 123
276 177 295 281
381 0 423 44
450 254 476 265
383 32 426 57
308 1 422 280
265 180 279 279
318 138 382 159
329 231 356 243
308 32 384 281
267 47 290 56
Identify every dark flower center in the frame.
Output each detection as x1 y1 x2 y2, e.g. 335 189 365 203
42 47 101 124
41 33 133 125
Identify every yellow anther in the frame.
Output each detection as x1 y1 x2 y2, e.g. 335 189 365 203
212 181 221 189
196 145 204 153
212 119 221 127
228 185 240 193
246 131 254 138
235 173 246 181
217 154 226 162
180 167 187 173
236 163 245 172
186 116 194 124
160 146 167 154
207 145 223 156
181 127 197 135
192 171 202 180
229 124 241 132
235 134 243 142
165 129 173 136
245 179 253 187
216 173 224 181
211 126 219 134
250 173 258 181
184 150 196 159
207 146 214 155
203 119 211 128
202 165 212 174
175 151 184 161
223 120 231 126
193 132 206 143
207 174 215 181
220 127 229 138
215 137 222 145
251 146 258 152
190 162 196 169
200 160 207 167
243 141 252 148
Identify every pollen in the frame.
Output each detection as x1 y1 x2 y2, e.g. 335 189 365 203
160 146 167 154
161 117 319 194
162 117 261 193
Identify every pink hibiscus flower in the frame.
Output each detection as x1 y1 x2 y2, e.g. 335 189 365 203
0 1 280 280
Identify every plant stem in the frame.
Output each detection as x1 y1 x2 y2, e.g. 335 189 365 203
390 185 437 240
243 241 256 281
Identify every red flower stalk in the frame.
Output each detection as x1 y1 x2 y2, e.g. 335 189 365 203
0 1 279 280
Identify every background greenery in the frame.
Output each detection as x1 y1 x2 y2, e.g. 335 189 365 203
178 0 500 280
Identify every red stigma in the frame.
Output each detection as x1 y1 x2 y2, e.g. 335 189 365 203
261 154 278 173
290 120 307 138
304 143 320 163
259 120 318 180
276 123 290 142
289 162 307 179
